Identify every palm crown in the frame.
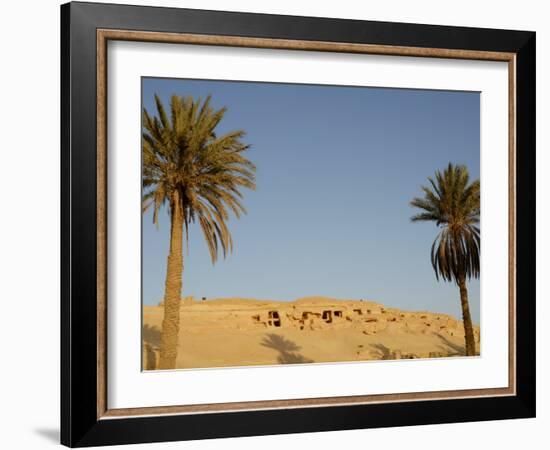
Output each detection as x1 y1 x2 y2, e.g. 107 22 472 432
410 163 480 284
142 94 256 263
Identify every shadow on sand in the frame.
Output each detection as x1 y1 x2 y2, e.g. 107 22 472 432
261 333 314 364
142 324 161 347
435 333 466 356
142 324 161 370
370 343 394 360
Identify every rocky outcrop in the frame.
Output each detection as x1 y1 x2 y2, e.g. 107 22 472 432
170 297 478 341
142 296 480 370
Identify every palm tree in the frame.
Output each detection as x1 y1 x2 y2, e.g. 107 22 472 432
410 163 480 356
142 94 256 369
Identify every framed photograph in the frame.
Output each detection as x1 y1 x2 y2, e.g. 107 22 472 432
61 1 536 447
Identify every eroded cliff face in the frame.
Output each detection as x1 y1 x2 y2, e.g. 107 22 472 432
143 296 480 370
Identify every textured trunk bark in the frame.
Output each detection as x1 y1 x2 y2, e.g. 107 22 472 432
458 275 477 356
158 192 184 370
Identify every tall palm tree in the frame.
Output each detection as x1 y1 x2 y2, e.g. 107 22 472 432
410 163 480 356
142 94 256 369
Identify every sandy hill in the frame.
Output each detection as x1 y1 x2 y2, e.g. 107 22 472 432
143 297 480 370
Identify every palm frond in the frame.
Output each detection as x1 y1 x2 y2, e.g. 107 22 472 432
142 93 256 263
411 163 480 283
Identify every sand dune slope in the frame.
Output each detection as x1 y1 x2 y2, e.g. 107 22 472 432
142 297 480 370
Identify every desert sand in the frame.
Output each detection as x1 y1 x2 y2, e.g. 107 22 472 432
142 296 480 370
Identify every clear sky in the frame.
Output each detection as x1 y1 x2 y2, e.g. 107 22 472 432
142 77 481 324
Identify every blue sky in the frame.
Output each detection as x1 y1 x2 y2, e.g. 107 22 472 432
142 77 481 324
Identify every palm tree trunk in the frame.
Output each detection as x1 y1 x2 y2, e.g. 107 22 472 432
158 193 184 370
458 275 476 356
